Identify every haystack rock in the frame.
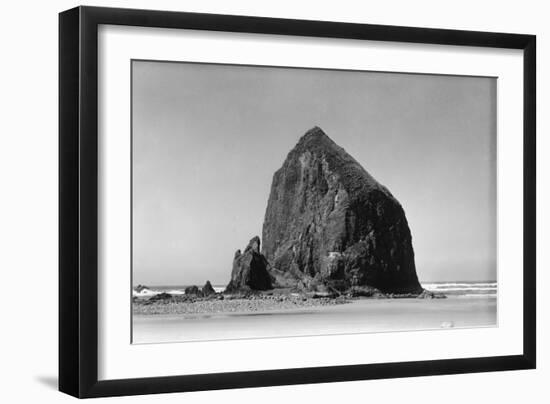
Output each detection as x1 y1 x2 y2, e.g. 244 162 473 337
226 236 273 292
262 126 423 294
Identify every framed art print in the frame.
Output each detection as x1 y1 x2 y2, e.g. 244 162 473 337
59 6 536 398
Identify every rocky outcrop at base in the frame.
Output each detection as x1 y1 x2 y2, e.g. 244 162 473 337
225 236 273 292
202 280 216 296
184 285 202 296
134 284 149 293
148 292 173 302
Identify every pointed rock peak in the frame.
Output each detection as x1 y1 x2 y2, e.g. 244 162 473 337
295 126 338 153
304 126 327 139
244 236 261 253
227 236 272 292
299 126 329 142
202 280 216 296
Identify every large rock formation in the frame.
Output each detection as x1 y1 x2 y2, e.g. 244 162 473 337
226 236 273 292
261 126 423 294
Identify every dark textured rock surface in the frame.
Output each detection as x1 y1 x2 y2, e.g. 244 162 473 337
262 127 423 294
346 285 386 298
134 284 149 293
202 280 216 296
184 285 202 296
226 236 273 292
149 292 173 302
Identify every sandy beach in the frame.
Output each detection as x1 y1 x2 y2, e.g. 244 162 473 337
132 296 497 344
133 294 349 315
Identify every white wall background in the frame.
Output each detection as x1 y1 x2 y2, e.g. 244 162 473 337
0 0 546 402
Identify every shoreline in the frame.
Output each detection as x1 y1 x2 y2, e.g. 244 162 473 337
133 293 351 315
132 296 497 343
132 287 447 316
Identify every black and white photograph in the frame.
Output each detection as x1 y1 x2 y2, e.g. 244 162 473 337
0 0 544 401
131 60 497 344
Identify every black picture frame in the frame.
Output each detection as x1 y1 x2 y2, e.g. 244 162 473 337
59 5 536 398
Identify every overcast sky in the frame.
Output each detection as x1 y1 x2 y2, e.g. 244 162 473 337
132 60 496 286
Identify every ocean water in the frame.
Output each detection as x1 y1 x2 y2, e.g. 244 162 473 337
132 281 497 297
421 281 497 298
132 284 227 297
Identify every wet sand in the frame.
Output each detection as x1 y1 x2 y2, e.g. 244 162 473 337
132 296 497 344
